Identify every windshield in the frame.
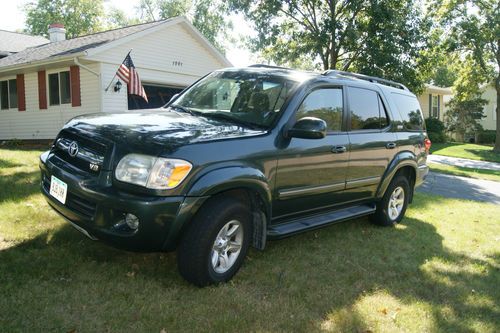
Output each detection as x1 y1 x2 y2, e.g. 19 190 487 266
170 71 298 128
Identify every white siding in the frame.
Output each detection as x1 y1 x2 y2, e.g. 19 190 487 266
480 85 497 131
0 63 100 140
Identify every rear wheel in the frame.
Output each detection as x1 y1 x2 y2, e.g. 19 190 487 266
177 196 252 286
371 175 410 226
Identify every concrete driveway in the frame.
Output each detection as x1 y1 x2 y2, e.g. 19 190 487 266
417 171 500 204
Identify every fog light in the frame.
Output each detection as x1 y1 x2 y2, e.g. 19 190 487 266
125 213 140 230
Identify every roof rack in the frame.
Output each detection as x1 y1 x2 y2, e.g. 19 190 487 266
248 64 294 70
323 70 409 91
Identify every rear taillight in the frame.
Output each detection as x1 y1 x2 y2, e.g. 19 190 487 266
424 138 432 152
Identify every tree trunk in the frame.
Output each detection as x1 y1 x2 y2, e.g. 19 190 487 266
494 75 500 153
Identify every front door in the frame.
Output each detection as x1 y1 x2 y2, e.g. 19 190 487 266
273 87 350 220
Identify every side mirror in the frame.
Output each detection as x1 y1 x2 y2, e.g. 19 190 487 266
169 93 180 103
287 117 327 139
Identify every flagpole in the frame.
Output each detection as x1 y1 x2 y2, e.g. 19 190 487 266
104 49 133 92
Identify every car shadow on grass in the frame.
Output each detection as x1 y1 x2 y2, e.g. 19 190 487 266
1 194 499 332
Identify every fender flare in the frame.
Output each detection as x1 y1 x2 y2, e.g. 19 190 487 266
376 151 418 199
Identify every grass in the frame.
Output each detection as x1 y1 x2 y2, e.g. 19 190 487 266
428 162 500 182
1 148 500 332
430 143 500 163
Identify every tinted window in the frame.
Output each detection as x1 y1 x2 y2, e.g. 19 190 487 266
296 88 343 131
60 71 71 104
1 81 8 109
349 87 388 130
49 73 60 105
391 93 424 131
9 79 17 109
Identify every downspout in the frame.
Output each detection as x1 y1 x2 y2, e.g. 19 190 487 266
73 57 99 77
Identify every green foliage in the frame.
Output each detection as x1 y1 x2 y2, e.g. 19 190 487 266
477 130 497 144
432 65 457 87
425 118 446 143
137 0 231 52
24 0 105 38
105 7 141 29
229 0 428 93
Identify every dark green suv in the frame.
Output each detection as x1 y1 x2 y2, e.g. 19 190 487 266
40 65 430 286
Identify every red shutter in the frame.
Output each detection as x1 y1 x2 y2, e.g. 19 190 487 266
16 74 26 111
37 70 47 110
70 65 81 107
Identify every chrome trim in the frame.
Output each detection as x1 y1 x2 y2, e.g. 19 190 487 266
55 138 104 165
279 182 345 199
345 176 381 189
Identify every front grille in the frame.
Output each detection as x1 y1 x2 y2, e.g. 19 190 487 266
42 174 97 219
52 131 109 175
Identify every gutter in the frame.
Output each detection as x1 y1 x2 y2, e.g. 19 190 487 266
0 51 86 74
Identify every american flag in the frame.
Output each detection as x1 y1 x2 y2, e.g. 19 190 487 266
116 54 148 103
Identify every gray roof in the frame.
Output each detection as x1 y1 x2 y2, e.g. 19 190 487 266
0 20 167 68
0 30 49 54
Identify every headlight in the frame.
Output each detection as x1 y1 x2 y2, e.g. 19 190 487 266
115 154 192 189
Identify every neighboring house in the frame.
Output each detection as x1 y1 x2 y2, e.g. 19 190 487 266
479 83 497 131
0 30 49 59
417 84 452 122
0 17 231 140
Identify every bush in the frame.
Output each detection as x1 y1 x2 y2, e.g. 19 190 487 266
428 131 446 143
425 118 446 143
477 130 497 144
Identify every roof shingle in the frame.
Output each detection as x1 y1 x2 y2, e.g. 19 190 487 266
0 20 167 68
0 30 49 54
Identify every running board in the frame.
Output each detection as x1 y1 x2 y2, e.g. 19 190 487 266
267 204 376 239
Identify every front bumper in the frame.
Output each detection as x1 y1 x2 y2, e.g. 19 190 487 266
39 152 205 252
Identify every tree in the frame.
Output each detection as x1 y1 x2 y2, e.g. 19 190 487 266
229 0 429 92
105 7 141 30
445 57 488 141
137 0 231 52
433 0 500 152
24 0 105 38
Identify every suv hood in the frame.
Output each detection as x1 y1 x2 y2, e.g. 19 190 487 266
63 110 265 153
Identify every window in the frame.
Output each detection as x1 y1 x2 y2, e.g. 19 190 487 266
0 79 17 109
296 88 343 131
391 93 425 131
349 87 389 130
431 94 439 118
48 71 71 106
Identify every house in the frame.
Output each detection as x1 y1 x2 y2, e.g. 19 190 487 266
479 83 497 131
417 84 453 122
0 17 231 140
0 30 49 59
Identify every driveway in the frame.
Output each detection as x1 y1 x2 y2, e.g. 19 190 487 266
427 154 500 171
417 171 500 204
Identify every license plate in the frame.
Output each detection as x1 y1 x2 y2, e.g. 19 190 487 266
49 175 67 204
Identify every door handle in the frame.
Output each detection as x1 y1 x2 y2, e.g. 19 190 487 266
332 146 347 154
386 142 397 149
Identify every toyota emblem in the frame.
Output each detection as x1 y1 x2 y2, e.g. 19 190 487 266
68 141 79 157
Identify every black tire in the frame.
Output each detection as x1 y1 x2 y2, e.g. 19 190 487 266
370 175 410 226
177 196 252 286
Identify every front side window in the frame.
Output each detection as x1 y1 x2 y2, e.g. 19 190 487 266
49 71 71 106
349 87 388 130
296 88 343 131
0 79 17 110
171 71 299 128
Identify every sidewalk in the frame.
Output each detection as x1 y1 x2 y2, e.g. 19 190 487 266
427 154 500 171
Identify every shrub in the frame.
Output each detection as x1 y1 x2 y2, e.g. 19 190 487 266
477 130 497 144
425 118 446 143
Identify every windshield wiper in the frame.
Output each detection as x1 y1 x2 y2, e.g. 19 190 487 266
170 104 195 116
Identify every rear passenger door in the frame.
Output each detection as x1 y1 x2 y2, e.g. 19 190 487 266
345 86 397 201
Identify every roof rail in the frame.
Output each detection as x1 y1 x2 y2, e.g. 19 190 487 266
323 70 409 91
248 64 294 70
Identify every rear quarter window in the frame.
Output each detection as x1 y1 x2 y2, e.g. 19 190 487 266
391 93 425 131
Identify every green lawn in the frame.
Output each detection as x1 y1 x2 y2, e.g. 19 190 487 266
428 162 500 182
1 148 500 332
430 143 500 163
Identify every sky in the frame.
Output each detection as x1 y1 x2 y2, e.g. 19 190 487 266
0 0 255 67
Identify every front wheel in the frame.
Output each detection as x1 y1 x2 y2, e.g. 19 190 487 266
370 175 410 226
177 196 252 286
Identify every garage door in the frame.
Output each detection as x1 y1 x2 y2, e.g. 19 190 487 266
128 84 185 110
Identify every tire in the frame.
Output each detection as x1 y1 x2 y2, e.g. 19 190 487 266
370 175 410 226
177 196 252 286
